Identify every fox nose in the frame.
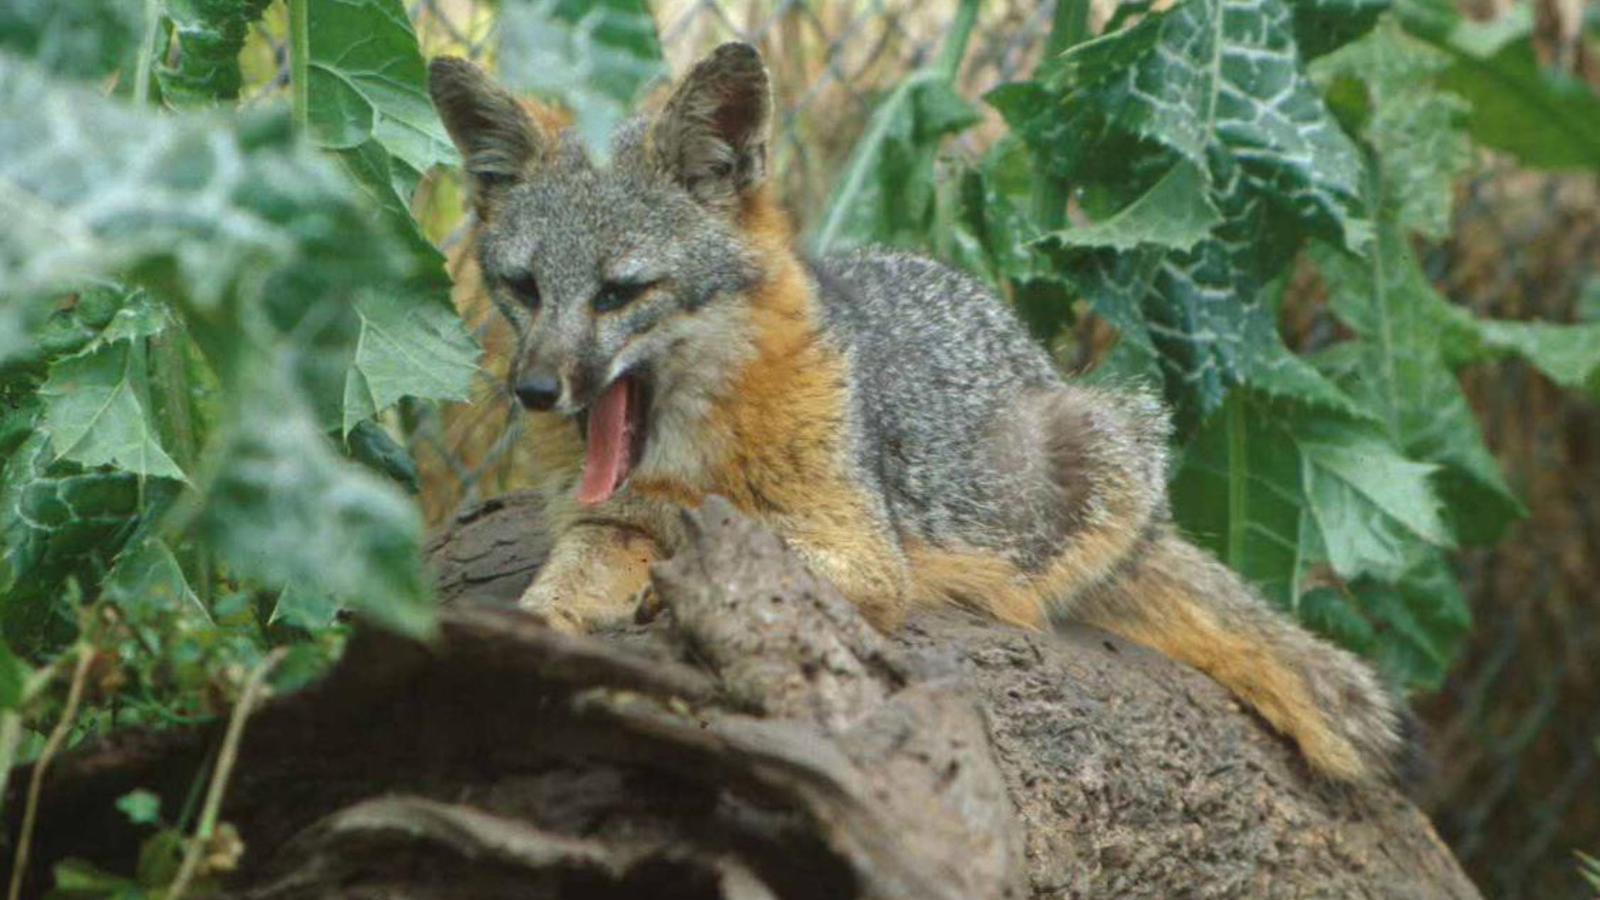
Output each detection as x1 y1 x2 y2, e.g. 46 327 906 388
513 375 561 411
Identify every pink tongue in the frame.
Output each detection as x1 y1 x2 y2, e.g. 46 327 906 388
577 378 633 504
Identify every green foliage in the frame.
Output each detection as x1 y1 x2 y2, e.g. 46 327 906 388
0 0 480 768
157 0 274 105
0 0 144 82
815 0 982 252
816 0 1600 689
497 0 667 157
1399 0 1600 169
1578 849 1600 892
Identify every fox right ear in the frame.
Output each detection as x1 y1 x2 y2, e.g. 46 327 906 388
428 57 547 211
651 42 771 214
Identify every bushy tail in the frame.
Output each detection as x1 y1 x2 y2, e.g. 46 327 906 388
1072 532 1408 783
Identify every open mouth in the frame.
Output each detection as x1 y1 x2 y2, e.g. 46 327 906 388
575 373 650 504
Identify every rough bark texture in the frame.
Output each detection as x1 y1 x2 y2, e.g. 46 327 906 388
4 492 1481 900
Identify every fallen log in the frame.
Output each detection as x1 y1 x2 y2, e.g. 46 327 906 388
4 492 1481 899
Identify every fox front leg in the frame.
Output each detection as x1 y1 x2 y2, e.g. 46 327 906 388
520 522 663 631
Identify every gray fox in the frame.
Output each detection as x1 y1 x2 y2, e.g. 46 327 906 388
427 43 1407 782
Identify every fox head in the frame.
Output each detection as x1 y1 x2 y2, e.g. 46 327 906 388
428 43 778 502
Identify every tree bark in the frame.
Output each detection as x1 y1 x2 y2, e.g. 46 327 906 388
4 492 1481 900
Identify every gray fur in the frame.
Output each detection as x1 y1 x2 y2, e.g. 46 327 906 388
428 44 1407 782
808 251 1168 566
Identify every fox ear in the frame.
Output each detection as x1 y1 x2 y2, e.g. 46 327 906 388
651 42 771 213
428 57 547 211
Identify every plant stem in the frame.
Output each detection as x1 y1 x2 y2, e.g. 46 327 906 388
1030 0 1092 231
133 0 162 106
933 0 984 82
1045 0 1092 58
0 713 20 817
6 650 94 900
166 648 286 900
1226 394 1248 575
150 331 211 605
288 0 311 133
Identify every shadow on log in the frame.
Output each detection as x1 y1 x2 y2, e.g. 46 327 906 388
4 492 1480 899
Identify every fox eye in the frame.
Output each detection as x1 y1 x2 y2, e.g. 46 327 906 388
504 273 541 309
592 279 654 314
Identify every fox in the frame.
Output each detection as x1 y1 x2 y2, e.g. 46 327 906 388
426 43 1408 783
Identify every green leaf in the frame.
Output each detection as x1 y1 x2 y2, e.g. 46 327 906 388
1173 392 1464 687
1174 393 1453 590
813 73 980 251
2 282 164 371
1578 850 1600 891
345 417 419 493
102 538 207 623
0 635 28 709
0 55 404 316
1312 17 1473 237
302 0 477 432
498 0 667 158
1311 218 1524 543
1435 308 1600 395
1059 161 1361 430
1347 547 1470 688
269 581 339 631
307 0 454 180
1400 0 1600 169
157 0 274 105
1053 0 1373 250
0 0 143 82
199 369 434 639
0 433 179 655
1297 418 1453 577
1284 0 1391 59
1173 394 1315 605
1297 585 1376 653
44 858 141 900
1042 160 1221 252
0 58 442 641
39 340 185 481
341 292 478 435
942 138 1078 339
987 81 1109 184
115 788 162 826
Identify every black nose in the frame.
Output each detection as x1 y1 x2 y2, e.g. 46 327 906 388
513 375 560 411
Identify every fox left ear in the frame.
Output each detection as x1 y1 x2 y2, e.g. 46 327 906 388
428 56 550 214
651 42 771 213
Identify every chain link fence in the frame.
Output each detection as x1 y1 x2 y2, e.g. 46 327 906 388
244 2 1598 896
1419 165 1599 900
